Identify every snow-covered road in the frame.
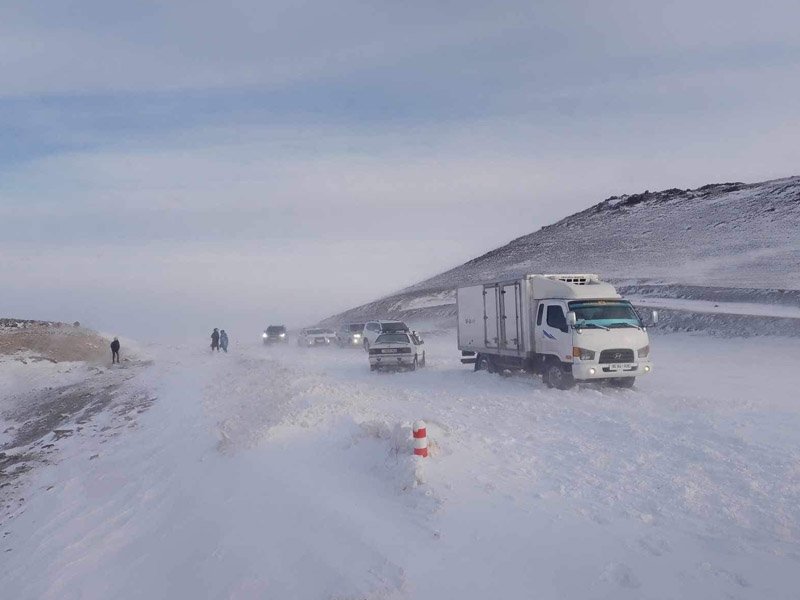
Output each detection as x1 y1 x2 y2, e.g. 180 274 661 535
2 333 799 599
630 296 800 319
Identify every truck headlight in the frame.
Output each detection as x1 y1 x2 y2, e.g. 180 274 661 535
353 334 361 338
638 345 650 358
279 333 286 338
572 347 595 360
262 333 268 338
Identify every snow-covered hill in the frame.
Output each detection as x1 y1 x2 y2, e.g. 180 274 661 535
323 176 800 330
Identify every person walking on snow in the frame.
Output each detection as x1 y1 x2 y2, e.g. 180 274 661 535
110 337 121 364
219 330 229 353
211 328 220 352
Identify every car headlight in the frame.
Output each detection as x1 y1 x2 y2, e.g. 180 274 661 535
262 333 268 338
572 347 595 360
279 333 286 338
353 333 361 338
638 345 650 358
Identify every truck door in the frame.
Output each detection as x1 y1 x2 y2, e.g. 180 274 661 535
533 302 545 352
541 302 571 361
500 283 521 351
483 286 500 348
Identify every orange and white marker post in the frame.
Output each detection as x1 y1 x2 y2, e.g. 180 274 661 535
413 420 428 457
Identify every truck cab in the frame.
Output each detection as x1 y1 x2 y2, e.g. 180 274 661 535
533 296 653 389
457 274 656 389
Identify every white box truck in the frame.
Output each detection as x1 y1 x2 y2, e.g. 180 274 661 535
457 274 656 389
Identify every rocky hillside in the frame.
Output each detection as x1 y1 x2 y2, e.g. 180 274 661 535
0 319 109 363
323 176 800 332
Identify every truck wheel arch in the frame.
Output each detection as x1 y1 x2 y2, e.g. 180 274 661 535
475 354 495 373
543 356 575 390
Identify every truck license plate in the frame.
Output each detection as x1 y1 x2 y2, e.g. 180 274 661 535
609 363 633 370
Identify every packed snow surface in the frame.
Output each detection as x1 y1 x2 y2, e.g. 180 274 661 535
2 333 799 599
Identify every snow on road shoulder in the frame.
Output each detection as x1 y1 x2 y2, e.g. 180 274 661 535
0 346 156 530
0 353 96 402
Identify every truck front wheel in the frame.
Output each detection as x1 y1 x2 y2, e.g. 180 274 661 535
475 354 495 373
545 362 575 390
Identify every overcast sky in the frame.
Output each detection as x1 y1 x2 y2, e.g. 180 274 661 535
2 0 799 340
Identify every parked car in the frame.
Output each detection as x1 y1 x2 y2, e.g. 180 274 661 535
368 331 426 371
297 327 336 347
361 320 409 352
262 325 288 344
336 323 365 348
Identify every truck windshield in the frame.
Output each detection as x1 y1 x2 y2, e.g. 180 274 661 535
568 300 642 328
266 326 285 334
376 334 410 344
349 324 365 332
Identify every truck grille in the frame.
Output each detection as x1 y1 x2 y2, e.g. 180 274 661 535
599 349 634 364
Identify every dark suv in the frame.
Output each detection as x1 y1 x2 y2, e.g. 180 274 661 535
263 325 287 344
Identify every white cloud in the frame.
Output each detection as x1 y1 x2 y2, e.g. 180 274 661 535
0 1 521 95
1 1 798 96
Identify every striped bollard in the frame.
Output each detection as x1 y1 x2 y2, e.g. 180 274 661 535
413 420 428 457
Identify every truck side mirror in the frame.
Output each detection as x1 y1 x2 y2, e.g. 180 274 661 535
651 310 659 325
566 311 577 327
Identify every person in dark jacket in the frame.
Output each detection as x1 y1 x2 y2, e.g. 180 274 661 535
110 337 121 364
219 330 229 353
211 328 220 351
